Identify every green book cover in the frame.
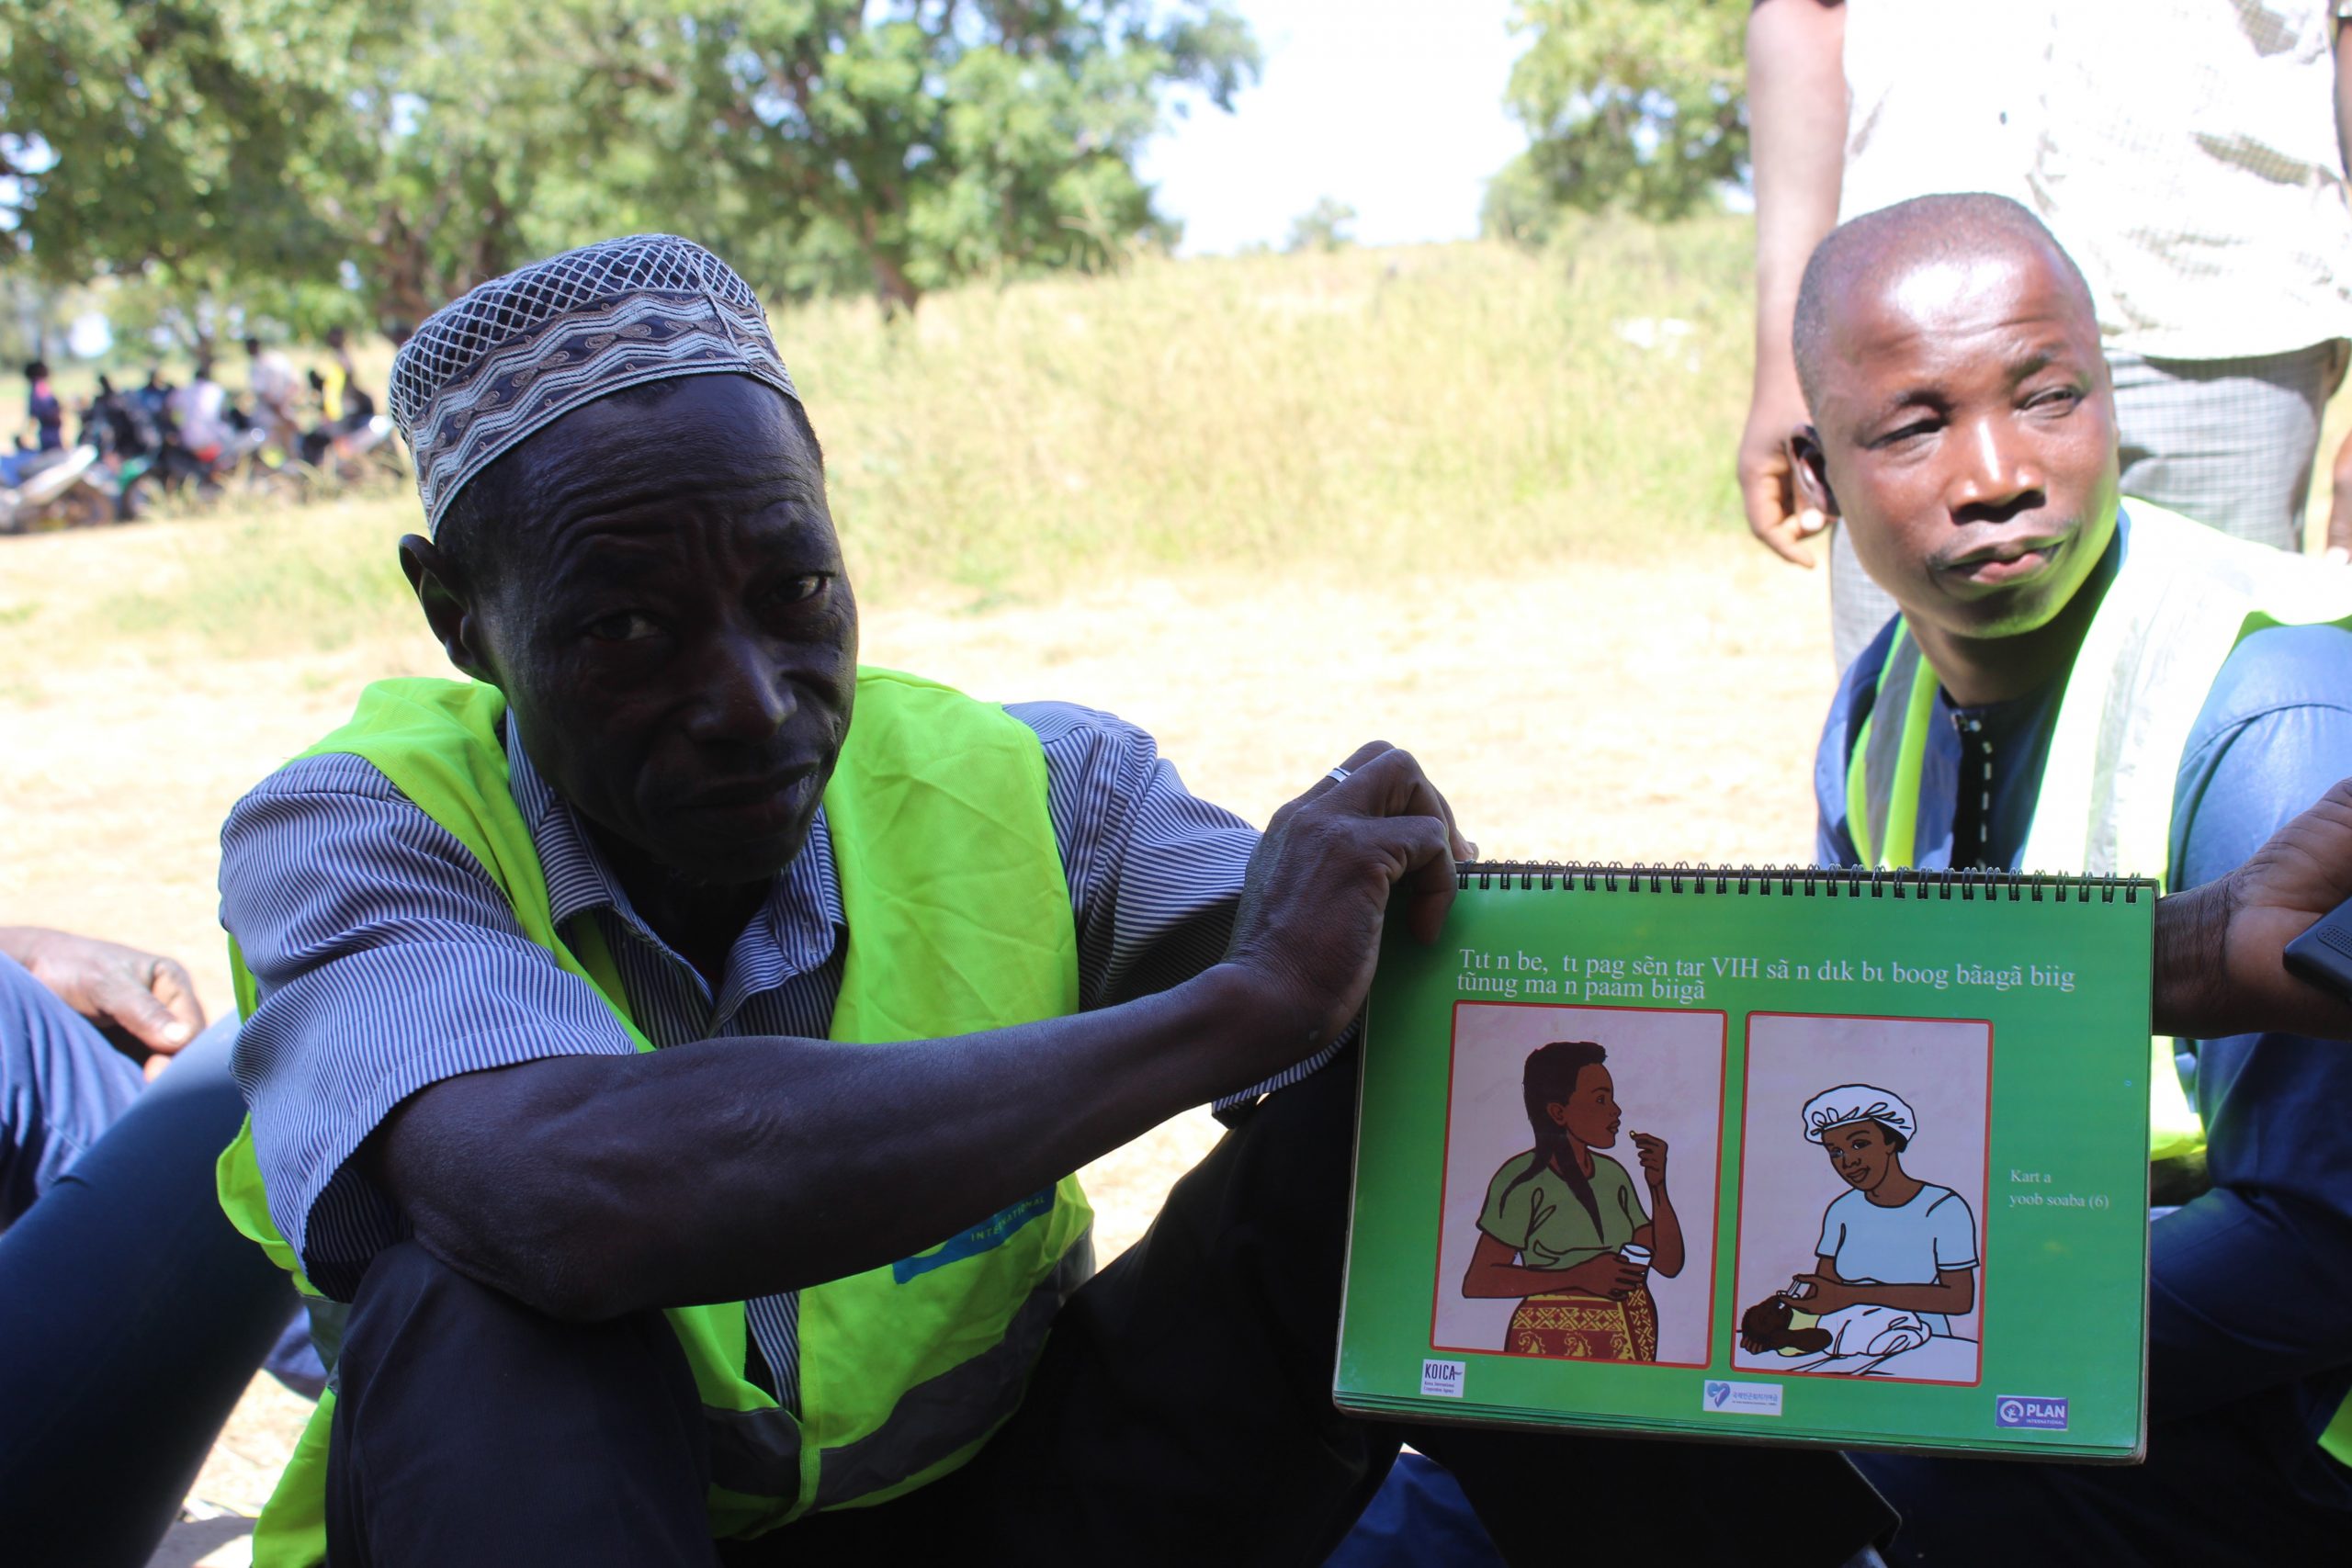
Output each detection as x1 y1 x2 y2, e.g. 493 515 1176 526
1336 865 2154 1461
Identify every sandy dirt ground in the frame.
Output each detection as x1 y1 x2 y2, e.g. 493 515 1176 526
4 528 1841 1564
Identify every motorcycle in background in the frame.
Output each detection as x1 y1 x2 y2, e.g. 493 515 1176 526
0 445 118 533
294 412 406 493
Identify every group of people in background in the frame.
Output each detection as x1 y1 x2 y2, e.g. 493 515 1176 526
10 328 382 518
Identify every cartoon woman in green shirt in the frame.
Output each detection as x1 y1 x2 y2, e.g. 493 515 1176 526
1461 1040 1685 1360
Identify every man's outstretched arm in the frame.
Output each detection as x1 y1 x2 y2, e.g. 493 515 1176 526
1739 0 1848 567
372 743 1466 1322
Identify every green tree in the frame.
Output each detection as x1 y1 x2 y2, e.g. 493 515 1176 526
0 2 393 293
1494 0 1747 227
0 1 1259 333
1284 196 1356 254
1479 151 1562 248
594 2 1259 312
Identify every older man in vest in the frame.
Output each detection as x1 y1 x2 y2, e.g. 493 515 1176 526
1796 193 2352 1562
211 235 1939 1567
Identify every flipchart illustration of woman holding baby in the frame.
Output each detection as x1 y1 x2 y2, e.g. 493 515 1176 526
1461 1041 1684 1360
1740 1085 1979 1373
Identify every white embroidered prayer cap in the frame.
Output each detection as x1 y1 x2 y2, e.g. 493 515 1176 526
389 234 801 536
1800 1085 1918 1145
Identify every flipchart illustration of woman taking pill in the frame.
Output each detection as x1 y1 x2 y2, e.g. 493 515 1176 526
1460 1041 1685 1360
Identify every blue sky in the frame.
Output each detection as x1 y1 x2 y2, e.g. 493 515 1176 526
1136 0 1528 254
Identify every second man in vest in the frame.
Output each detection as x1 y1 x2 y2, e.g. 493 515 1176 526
1794 192 2352 1563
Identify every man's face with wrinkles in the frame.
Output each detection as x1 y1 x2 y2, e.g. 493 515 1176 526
1802 242 2121 644
454 374 858 887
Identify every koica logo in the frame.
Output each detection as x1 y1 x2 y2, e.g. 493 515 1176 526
1421 1359 1466 1399
1995 1396 2069 1430
1700 1379 1783 1416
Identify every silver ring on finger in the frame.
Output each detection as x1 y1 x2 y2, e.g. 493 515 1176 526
1326 765 1351 784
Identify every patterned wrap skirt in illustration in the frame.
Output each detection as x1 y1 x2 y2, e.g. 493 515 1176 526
1507 1285 1659 1361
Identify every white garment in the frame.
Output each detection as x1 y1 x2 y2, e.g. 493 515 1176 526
250 352 298 412
1814 1303 1934 1359
1816 1182 1977 1337
1839 0 2043 222
1840 1 2352 357
169 380 230 452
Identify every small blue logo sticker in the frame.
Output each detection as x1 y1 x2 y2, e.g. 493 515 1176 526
1996 1396 2069 1430
1699 1379 1782 1416
891 1188 1055 1283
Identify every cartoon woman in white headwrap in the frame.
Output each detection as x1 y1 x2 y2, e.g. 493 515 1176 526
1740 1084 1979 1359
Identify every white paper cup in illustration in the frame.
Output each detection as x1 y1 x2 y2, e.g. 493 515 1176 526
1619 1244 1652 1270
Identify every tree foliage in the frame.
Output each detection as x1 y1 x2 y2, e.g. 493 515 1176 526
0 3 390 288
1495 0 1747 227
591 2 1258 313
0 0 1257 338
1283 197 1355 254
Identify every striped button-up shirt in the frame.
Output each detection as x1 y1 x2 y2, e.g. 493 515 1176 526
220 698 1337 1407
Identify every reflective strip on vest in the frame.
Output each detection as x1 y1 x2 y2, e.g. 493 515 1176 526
1847 628 1936 870
698 1232 1092 1506
813 1234 1092 1510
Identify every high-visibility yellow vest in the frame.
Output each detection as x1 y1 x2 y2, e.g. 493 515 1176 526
1841 499 2352 1466
217 669 1090 1563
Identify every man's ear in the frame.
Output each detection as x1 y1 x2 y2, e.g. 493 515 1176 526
399 534 494 682
1789 424 1841 524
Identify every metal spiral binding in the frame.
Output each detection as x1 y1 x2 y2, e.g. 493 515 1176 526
1453 862 2148 902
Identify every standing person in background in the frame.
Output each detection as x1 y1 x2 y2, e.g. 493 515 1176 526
169 360 232 466
132 367 175 434
84 374 156 459
246 335 301 457
24 361 62 452
319 325 374 428
1740 0 2352 673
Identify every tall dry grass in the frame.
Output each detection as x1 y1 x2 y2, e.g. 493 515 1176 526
3 224 1758 679
797 217 1754 595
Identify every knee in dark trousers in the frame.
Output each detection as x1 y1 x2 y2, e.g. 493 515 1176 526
925 1047 1396 1563
328 1241 719 1567
738 1051 1403 1567
1858 1398 2352 1568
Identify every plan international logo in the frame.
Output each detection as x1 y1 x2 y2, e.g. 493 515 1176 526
1995 1395 2069 1431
